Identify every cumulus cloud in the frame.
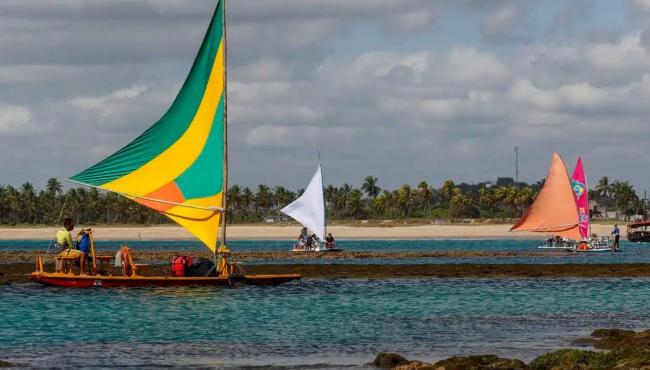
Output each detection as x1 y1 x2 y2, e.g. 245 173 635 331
0 105 32 134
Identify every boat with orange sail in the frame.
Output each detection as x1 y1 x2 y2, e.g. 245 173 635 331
510 153 581 251
510 153 613 252
30 0 301 287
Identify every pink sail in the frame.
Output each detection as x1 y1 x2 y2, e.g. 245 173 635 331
570 157 590 240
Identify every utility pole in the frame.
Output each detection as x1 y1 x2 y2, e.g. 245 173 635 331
514 146 519 184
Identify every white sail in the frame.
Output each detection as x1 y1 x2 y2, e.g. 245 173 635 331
281 165 325 241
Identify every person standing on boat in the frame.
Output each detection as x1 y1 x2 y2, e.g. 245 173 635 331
611 224 620 251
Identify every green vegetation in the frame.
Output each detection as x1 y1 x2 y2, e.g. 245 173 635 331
0 176 645 225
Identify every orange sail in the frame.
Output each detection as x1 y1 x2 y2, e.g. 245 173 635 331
510 152 581 240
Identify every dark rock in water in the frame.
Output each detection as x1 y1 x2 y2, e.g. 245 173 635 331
0 360 12 367
393 361 435 370
432 355 528 370
373 353 410 368
532 328 650 370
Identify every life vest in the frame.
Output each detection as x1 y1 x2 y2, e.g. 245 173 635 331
578 242 589 250
171 256 193 277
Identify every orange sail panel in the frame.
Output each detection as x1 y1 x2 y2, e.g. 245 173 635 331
510 153 581 240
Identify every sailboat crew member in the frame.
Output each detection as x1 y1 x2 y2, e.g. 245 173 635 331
325 233 336 248
611 225 620 251
54 218 77 272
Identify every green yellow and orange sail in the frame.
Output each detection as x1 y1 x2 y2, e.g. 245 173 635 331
70 1 226 253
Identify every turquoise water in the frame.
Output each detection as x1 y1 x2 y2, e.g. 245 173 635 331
0 239 644 264
2 278 650 368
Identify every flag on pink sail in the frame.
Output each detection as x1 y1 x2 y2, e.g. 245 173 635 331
570 157 589 240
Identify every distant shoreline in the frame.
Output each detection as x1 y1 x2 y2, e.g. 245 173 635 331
0 223 624 240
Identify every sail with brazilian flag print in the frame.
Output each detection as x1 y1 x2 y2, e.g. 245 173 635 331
69 1 226 253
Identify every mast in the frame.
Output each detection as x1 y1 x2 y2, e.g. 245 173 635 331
318 150 326 238
219 0 229 252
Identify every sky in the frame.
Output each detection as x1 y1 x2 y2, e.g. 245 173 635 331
0 0 649 192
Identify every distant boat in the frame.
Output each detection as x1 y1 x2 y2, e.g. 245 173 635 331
30 0 301 287
510 153 582 251
281 163 342 252
570 156 611 252
628 221 650 242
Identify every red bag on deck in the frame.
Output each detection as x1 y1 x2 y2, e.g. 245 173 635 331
171 256 193 277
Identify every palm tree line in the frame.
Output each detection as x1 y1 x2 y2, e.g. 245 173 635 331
0 176 645 225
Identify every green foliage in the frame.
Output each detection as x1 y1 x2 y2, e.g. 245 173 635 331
529 349 617 370
0 175 645 225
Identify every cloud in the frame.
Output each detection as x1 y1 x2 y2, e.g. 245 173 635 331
0 0 648 192
0 104 32 134
68 85 150 117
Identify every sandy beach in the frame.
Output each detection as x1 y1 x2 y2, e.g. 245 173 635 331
0 223 624 240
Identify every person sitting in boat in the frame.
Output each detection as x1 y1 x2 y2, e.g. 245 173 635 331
54 217 81 272
76 229 92 276
305 234 316 250
546 236 554 247
325 233 336 248
296 227 309 250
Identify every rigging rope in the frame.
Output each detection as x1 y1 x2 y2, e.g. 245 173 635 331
45 192 70 257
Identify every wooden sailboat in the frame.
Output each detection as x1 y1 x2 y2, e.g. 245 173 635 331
510 153 581 251
280 163 341 252
30 0 301 287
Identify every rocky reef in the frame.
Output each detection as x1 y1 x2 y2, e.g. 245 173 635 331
373 328 650 370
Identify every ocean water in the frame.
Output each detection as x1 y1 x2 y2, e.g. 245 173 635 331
1 278 650 369
0 239 644 264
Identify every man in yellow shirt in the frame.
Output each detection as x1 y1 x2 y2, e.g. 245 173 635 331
55 218 80 273
55 218 75 252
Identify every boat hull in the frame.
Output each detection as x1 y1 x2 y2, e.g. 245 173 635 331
29 272 301 288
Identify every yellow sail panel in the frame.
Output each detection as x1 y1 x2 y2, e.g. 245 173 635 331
164 194 223 253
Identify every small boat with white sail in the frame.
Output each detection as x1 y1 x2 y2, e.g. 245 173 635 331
281 163 342 252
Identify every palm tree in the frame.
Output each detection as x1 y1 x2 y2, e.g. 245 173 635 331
611 181 638 220
451 192 476 217
595 177 611 219
361 176 380 199
397 184 413 217
241 187 254 221
46 178 63 196
440 180 456 204
372 190 392 218
417 181 434 211
515 187 536 215
346 189 364 218
20 182 36 223
479 188 496 214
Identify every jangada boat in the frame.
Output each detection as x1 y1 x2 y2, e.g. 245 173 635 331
30 1 301 287
280 162 342 252
510 153 612 252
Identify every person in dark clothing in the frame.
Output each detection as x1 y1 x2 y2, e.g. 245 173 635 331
325 233 336 248
611 224 620 251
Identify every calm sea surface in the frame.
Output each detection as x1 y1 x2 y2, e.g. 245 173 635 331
1 278 650 369
0 239 644 264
